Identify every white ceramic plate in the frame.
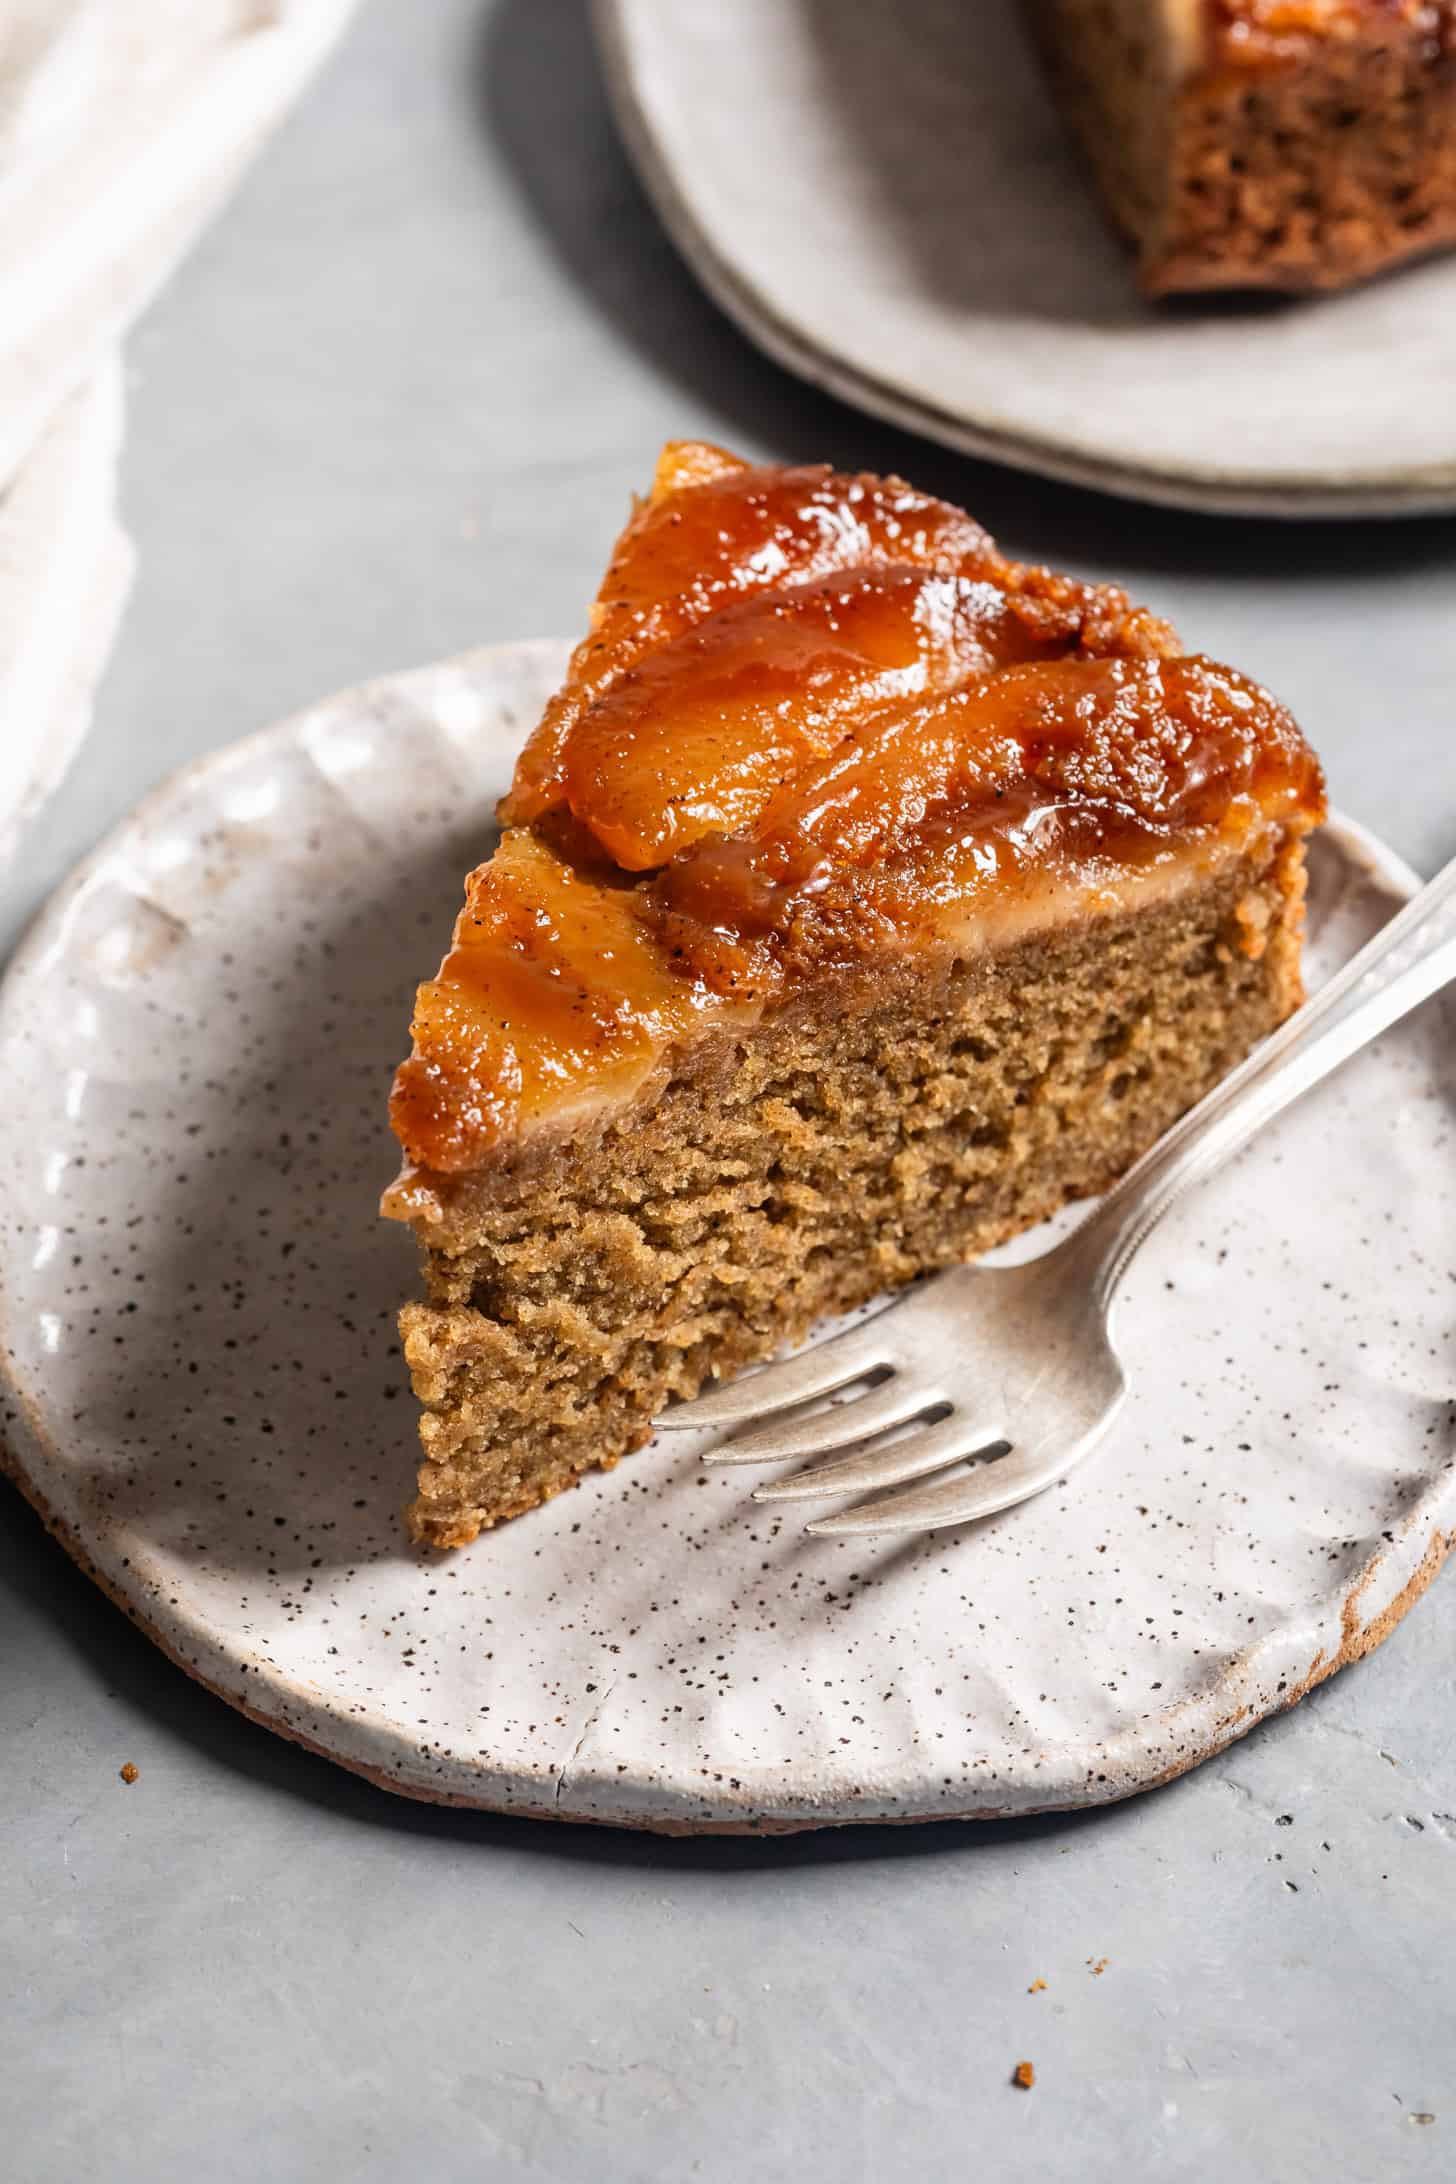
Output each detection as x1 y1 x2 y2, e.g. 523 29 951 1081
2 641 1453 1832
593 0 1456 518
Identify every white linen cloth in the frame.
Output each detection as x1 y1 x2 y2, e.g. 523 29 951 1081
0 0 359 854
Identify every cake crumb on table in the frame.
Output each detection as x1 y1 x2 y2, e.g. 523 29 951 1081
119 1763 138 1785
1013 2061 1036 2090
1028 1978 1047 1994
1087 1956 1109 1976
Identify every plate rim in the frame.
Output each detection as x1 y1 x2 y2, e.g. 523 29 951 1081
1 640 1451 1833
591 0 1456 520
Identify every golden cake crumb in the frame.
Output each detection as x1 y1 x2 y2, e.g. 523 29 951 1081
119 1762 138 1785
1013 2061 1036 2090
1028 1978 1047 1994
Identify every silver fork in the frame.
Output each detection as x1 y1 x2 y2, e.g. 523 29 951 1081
657 844 1456 1536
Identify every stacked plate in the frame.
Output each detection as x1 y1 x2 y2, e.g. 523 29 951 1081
594 0 1456 517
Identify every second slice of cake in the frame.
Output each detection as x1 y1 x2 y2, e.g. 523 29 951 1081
384 442 1325 1547
1025 1 1456 294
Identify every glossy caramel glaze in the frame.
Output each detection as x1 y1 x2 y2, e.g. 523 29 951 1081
389 445 1324 1179
1209 1 1455 68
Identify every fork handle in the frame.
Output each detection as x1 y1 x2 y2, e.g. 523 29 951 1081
1080 843 1456 1309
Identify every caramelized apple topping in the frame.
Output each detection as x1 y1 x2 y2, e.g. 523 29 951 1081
391 446 1324 1172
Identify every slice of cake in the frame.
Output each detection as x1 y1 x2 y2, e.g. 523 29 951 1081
1025 1 1456 293
383 441 1325 1548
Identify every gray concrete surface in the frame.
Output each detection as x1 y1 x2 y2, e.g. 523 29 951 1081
3 3 1455 2178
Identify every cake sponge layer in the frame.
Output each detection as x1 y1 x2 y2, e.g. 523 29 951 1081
400 833 1306 1548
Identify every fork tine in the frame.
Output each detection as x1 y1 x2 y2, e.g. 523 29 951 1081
706 1376 935 1468
804 1430 1102 1537
757 1412 1007 1506
656 1316 897 1432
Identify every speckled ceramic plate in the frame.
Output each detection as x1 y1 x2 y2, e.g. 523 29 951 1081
593 0 1456 518
2 640 1453 1831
